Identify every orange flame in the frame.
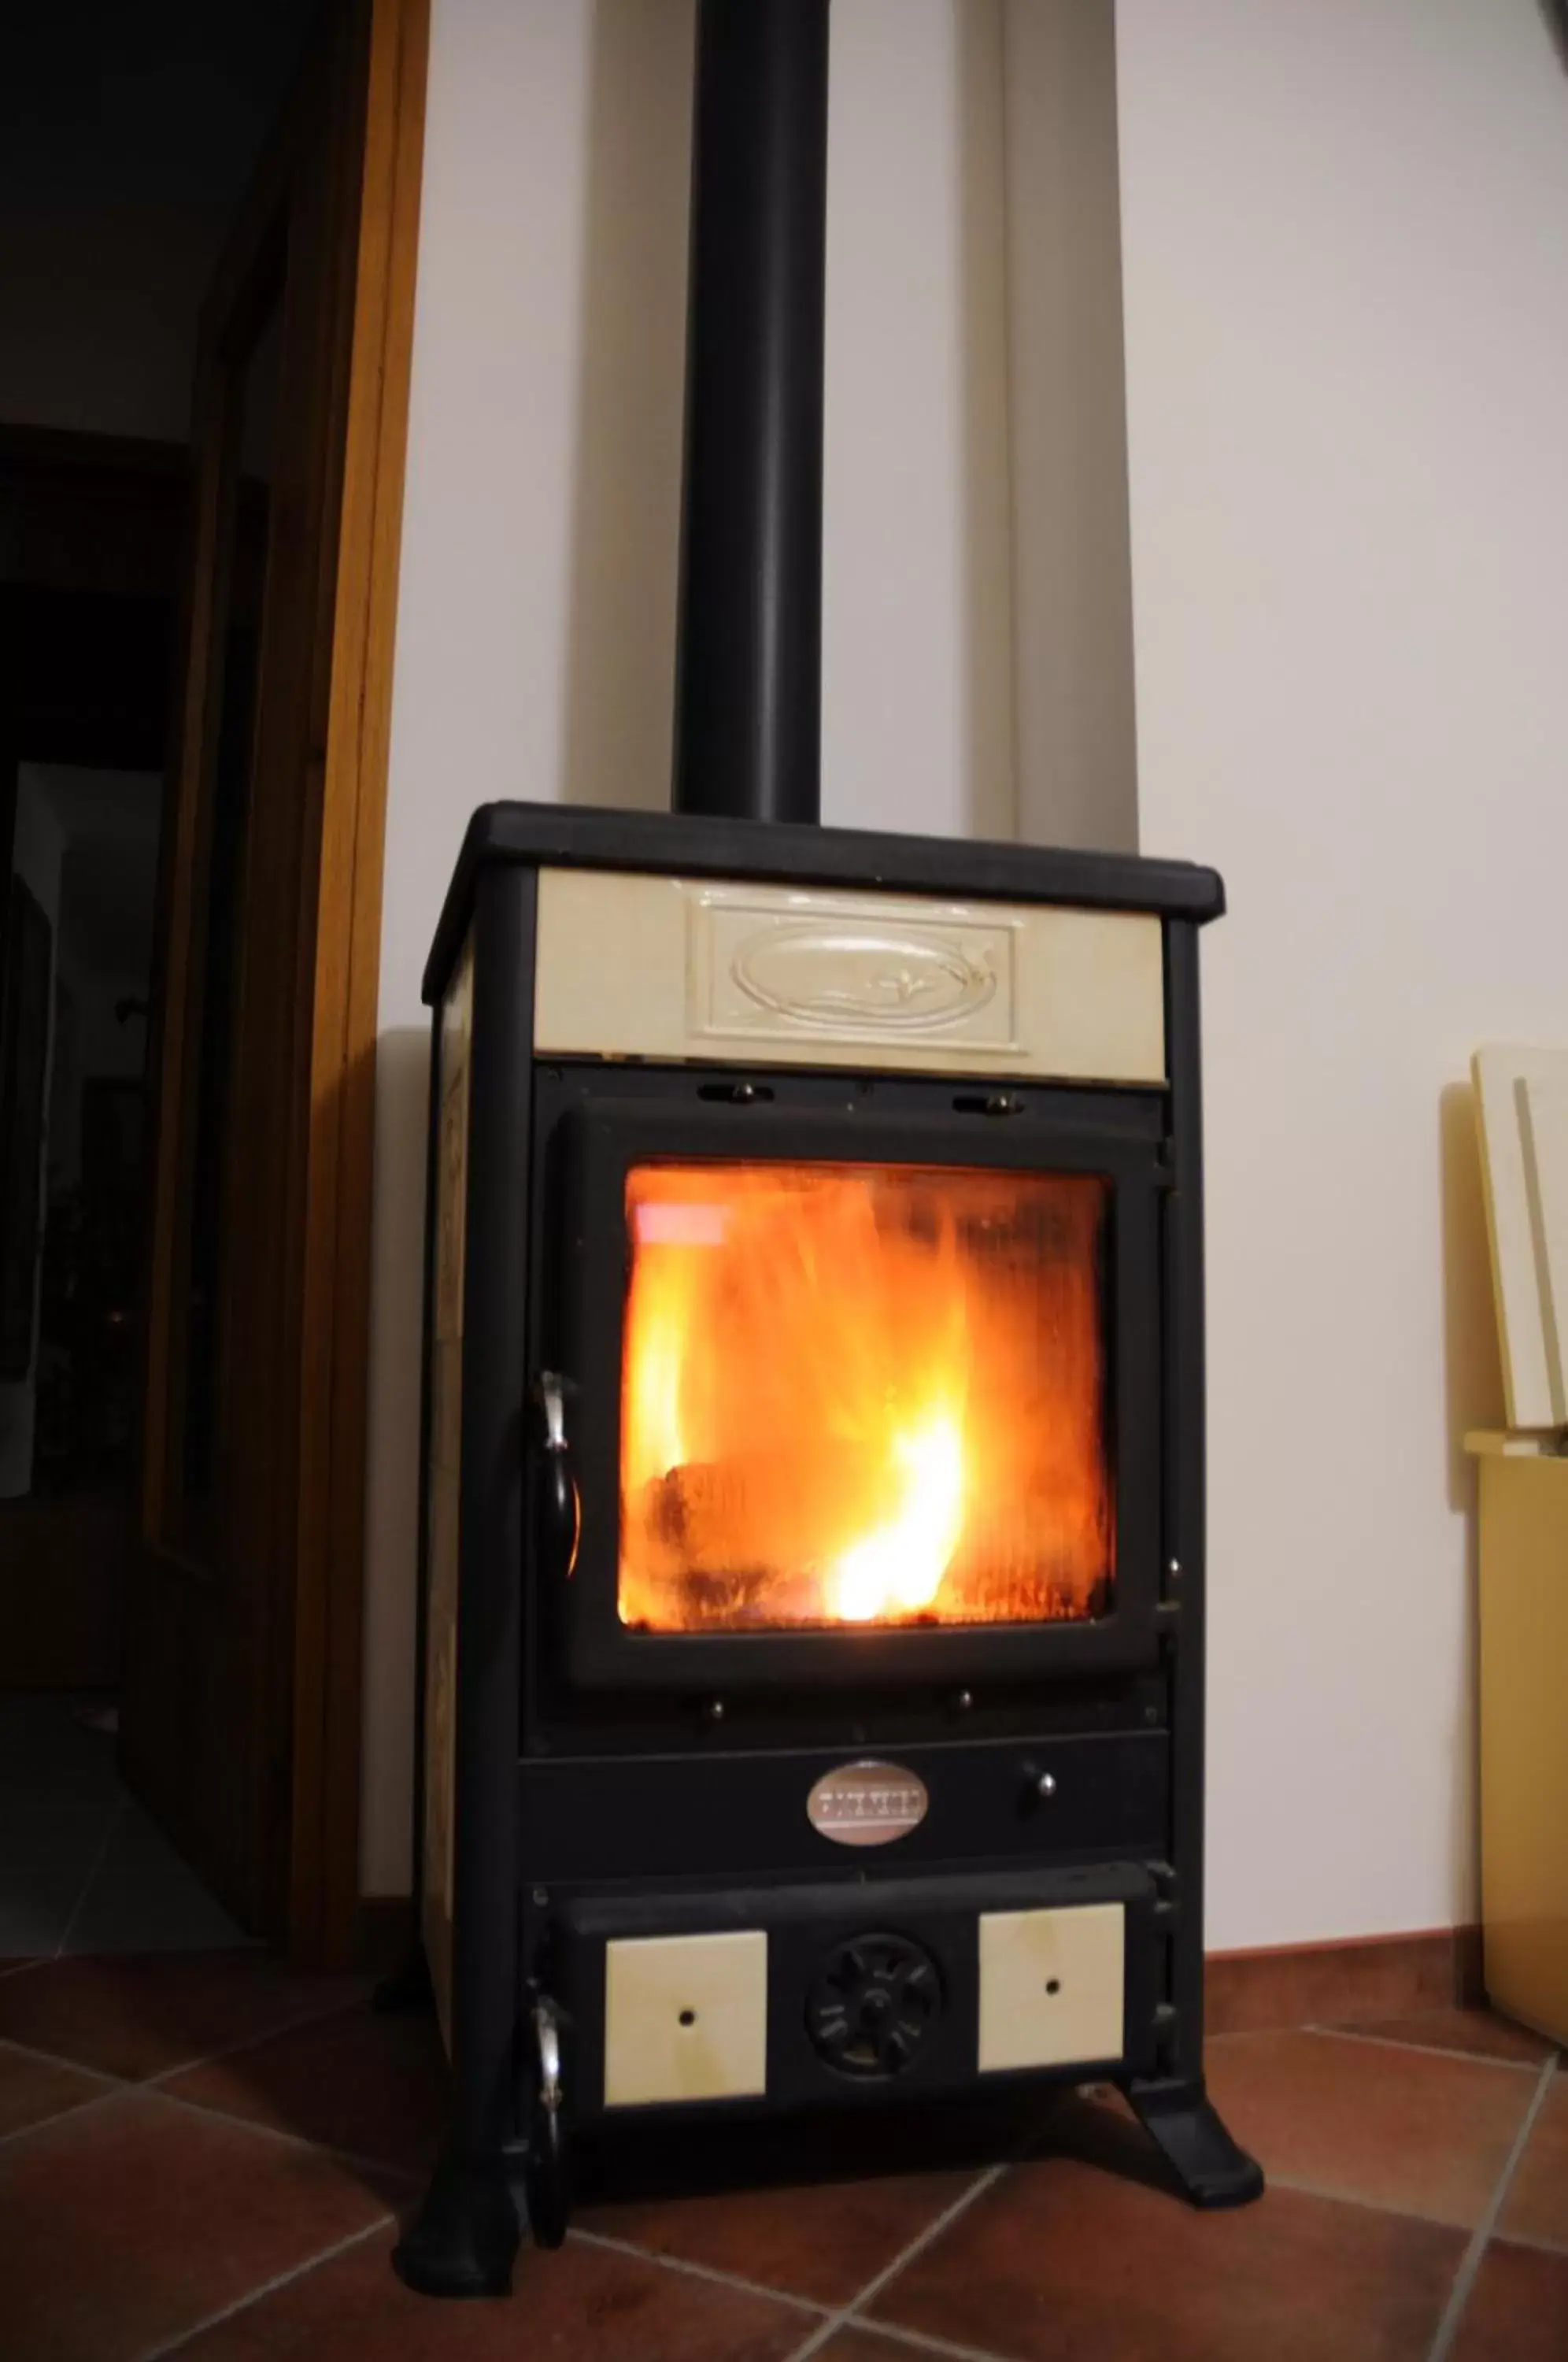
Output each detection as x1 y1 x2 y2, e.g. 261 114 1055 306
830 1411 967 1623
619 1162 1112 1633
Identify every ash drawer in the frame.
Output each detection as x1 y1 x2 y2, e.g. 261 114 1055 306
518 1730 1167 1886
553 1861 1160 2118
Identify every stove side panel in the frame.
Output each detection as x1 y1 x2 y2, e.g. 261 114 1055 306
420 926 474 2054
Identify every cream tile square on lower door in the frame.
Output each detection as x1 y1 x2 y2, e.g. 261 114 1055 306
604 1929 768 2107
977 1903 1125 2072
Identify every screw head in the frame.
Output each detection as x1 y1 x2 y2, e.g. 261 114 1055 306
703 1698 726 1725
954 1689 974 1714
1166 1557 1182 1581
1037 1772 1058 1799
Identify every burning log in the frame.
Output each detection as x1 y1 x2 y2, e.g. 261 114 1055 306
639 1445 881 1578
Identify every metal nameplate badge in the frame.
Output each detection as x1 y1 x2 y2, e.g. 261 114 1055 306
807 1760 929 1848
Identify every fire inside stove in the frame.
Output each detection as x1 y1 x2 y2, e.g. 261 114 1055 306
618 1161 1114 1633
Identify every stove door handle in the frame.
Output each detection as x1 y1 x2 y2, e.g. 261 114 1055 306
534 1372 582 1579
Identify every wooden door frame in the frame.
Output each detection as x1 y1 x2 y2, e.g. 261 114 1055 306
293 0 430 1967
138 0 429 1965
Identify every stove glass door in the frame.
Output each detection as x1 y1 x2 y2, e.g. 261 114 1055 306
618 1161 1114 1637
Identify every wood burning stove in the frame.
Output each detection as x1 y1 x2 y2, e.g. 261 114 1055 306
395 809 1263 2294
395 0 1262 2299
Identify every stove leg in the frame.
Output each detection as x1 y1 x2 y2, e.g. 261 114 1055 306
1123 2078 1265 2209
393 2151 521 2298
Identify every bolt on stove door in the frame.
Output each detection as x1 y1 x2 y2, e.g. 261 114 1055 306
532 1079 1165 1693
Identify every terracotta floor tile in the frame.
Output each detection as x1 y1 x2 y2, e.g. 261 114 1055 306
0 2035 113 2141
173 2219 812 2360
1206 1933 1461 2037
0 1950 362 2080
0 2086 395 2362
1337 2007 1558 2068
1204 2027 1534 2227
867 2153 1465 2362
1448 2238 1568 2361
580 2166 981 2307
815 2335 950 2362
162 1998 449 2175
1498 2075 1568 2249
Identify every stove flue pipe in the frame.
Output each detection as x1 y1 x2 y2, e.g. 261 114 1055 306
672 0 830 827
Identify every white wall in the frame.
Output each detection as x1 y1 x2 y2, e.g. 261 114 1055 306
1116 0 1568 1947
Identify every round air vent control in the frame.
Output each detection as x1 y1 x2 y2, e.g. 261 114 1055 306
805 1933 942 2079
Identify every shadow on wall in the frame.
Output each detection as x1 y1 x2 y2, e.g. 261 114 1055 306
1440 1081 1505 1507
1438 1079 1505 1929
1542 1 1568 74
361 1025 434 1894
956 0 1016 844
560 0 695 815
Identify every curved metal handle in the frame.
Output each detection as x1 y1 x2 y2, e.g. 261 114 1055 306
526 1995 569 2248
533 1998 563 2115
534 1372 581 1579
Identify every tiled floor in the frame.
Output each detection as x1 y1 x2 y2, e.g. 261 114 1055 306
0 1955 1562 2360
0 1696 251 1957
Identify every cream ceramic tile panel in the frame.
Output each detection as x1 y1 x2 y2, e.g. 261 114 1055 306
534 869 1165 1084
1473 1045 1568 1431
604 1930 768 2107
977 1902 1125 2072
1523 1075 1568 1425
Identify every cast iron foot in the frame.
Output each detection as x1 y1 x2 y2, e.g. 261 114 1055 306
1124 2077 1265 2209
394 2153 521 2297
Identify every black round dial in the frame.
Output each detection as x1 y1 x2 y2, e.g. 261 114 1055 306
806 1933 942 2079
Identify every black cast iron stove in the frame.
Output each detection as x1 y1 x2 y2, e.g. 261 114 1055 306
397 0 1262 2298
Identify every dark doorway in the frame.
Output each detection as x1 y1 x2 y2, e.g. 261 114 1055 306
0 0 320 1957
0 438 185 1694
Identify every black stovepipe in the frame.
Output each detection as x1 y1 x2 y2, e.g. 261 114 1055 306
672 0 830 827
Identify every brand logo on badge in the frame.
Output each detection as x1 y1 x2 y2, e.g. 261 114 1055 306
807 1760 929 1848
732 926 997 1035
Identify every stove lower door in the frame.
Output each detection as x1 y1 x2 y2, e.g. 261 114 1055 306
534 1080 1167 1693
555 1862 1162 2117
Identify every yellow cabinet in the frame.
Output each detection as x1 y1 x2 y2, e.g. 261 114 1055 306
1474 1443 1568 2045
